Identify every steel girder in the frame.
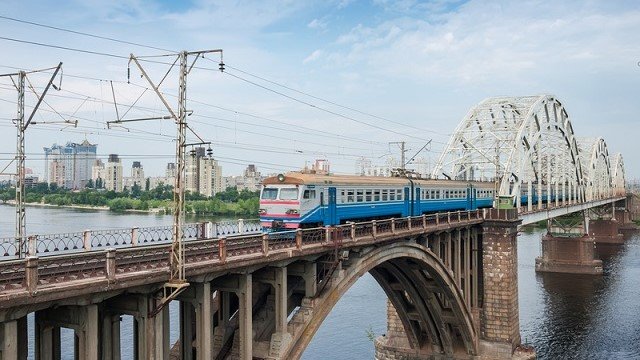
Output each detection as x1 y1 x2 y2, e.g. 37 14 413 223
578 137 612 201
432 95 591 204
611 153 626 196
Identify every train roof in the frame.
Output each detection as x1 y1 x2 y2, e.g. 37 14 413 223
262 172 493 187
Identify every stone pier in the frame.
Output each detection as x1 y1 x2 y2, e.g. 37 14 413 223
535 234 602 275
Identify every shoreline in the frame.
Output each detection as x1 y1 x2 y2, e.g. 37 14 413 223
0 201 255 217
1 201 163 214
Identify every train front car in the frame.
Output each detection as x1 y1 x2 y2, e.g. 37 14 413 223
259 173 311 232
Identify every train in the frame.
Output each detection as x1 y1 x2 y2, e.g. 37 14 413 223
258 172 502 231
258 172 572 231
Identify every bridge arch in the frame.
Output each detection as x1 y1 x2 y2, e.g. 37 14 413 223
432 94 586 206
611 153 625 196
287 242 477 359
579 137 612 201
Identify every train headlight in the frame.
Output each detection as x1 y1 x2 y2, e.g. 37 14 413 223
259 208 267 215
286 209 299 215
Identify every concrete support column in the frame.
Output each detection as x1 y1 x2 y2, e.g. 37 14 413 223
75 305 99 360
180 301 195 360
237 274 253 360
101 314 121 360
212 291 232 356
132 295 169 360
454 230 462 288
195 282 213 360
463 230 471 310
480 214 522 357
35 313 61 360
303 262 317 298
0 318 28 360
269 267 292 358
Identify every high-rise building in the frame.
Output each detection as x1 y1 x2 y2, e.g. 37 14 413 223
43 140 97 189
91 159 105 188
131 161 145 186
199 157 223 197
185 147 222 197
104 154 123 192
166 163 176 178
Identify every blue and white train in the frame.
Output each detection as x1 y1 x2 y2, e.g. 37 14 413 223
259 172 497 231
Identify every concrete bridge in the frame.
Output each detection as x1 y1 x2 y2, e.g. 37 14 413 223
0 195 632 360
0 94 633 360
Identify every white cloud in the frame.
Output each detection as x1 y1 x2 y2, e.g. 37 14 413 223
303 49 324 64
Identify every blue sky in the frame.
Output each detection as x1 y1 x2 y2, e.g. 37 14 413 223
0 0 638 179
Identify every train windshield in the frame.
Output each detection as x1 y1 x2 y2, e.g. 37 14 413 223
261 188 278 200
279 188 299 200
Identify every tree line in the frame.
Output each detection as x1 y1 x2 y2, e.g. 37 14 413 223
0 182 259 216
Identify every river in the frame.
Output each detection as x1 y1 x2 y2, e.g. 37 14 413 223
2 205 639 359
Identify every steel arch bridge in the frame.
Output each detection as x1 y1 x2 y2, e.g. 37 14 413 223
432 94 625 208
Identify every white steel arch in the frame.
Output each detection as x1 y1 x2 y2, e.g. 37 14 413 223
578 137 612 201
611 153 626 196
432 94 586 210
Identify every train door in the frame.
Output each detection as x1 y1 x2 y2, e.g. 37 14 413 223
466 184 476 210
328 187 337 225
403 187 411 217
414 187 421 216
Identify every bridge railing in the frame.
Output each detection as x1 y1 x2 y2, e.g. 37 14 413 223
0 210 489 295
0 219 261 260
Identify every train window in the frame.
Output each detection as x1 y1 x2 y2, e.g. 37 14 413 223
397 189 403 201
339 190 345 203
382 189 388 201
347 190 355 203
374 190 380 201
365 190 372 202
280 188 299 200
261 188 278 200
356 190 364 202
425 190 430 199
389 190 396 201
444 190 449 198
303 190 316 199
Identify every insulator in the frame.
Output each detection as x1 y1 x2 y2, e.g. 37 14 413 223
219 61 225 72
206 146 213 157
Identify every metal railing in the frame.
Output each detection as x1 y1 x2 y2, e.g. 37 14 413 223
0 219 261 260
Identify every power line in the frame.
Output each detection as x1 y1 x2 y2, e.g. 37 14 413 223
0 15 173 52
224 64 447 136
222 70 429 141
0 17 437 141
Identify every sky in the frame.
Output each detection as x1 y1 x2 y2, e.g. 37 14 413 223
0 0 638 180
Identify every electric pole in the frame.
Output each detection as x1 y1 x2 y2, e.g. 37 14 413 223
0 63 63 257
389 141 407 171
121 49 223 316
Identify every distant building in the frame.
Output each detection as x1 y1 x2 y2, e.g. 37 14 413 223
91 159 105 188
24 175 39 189
147 163 176 190
124 161 146 190
185 147 223 197
199 157 223 197
166 162 176 178
223 164 263 192
43 140 97 189
104 154 123 192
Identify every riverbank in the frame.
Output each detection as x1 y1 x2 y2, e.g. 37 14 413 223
2 200 163 213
